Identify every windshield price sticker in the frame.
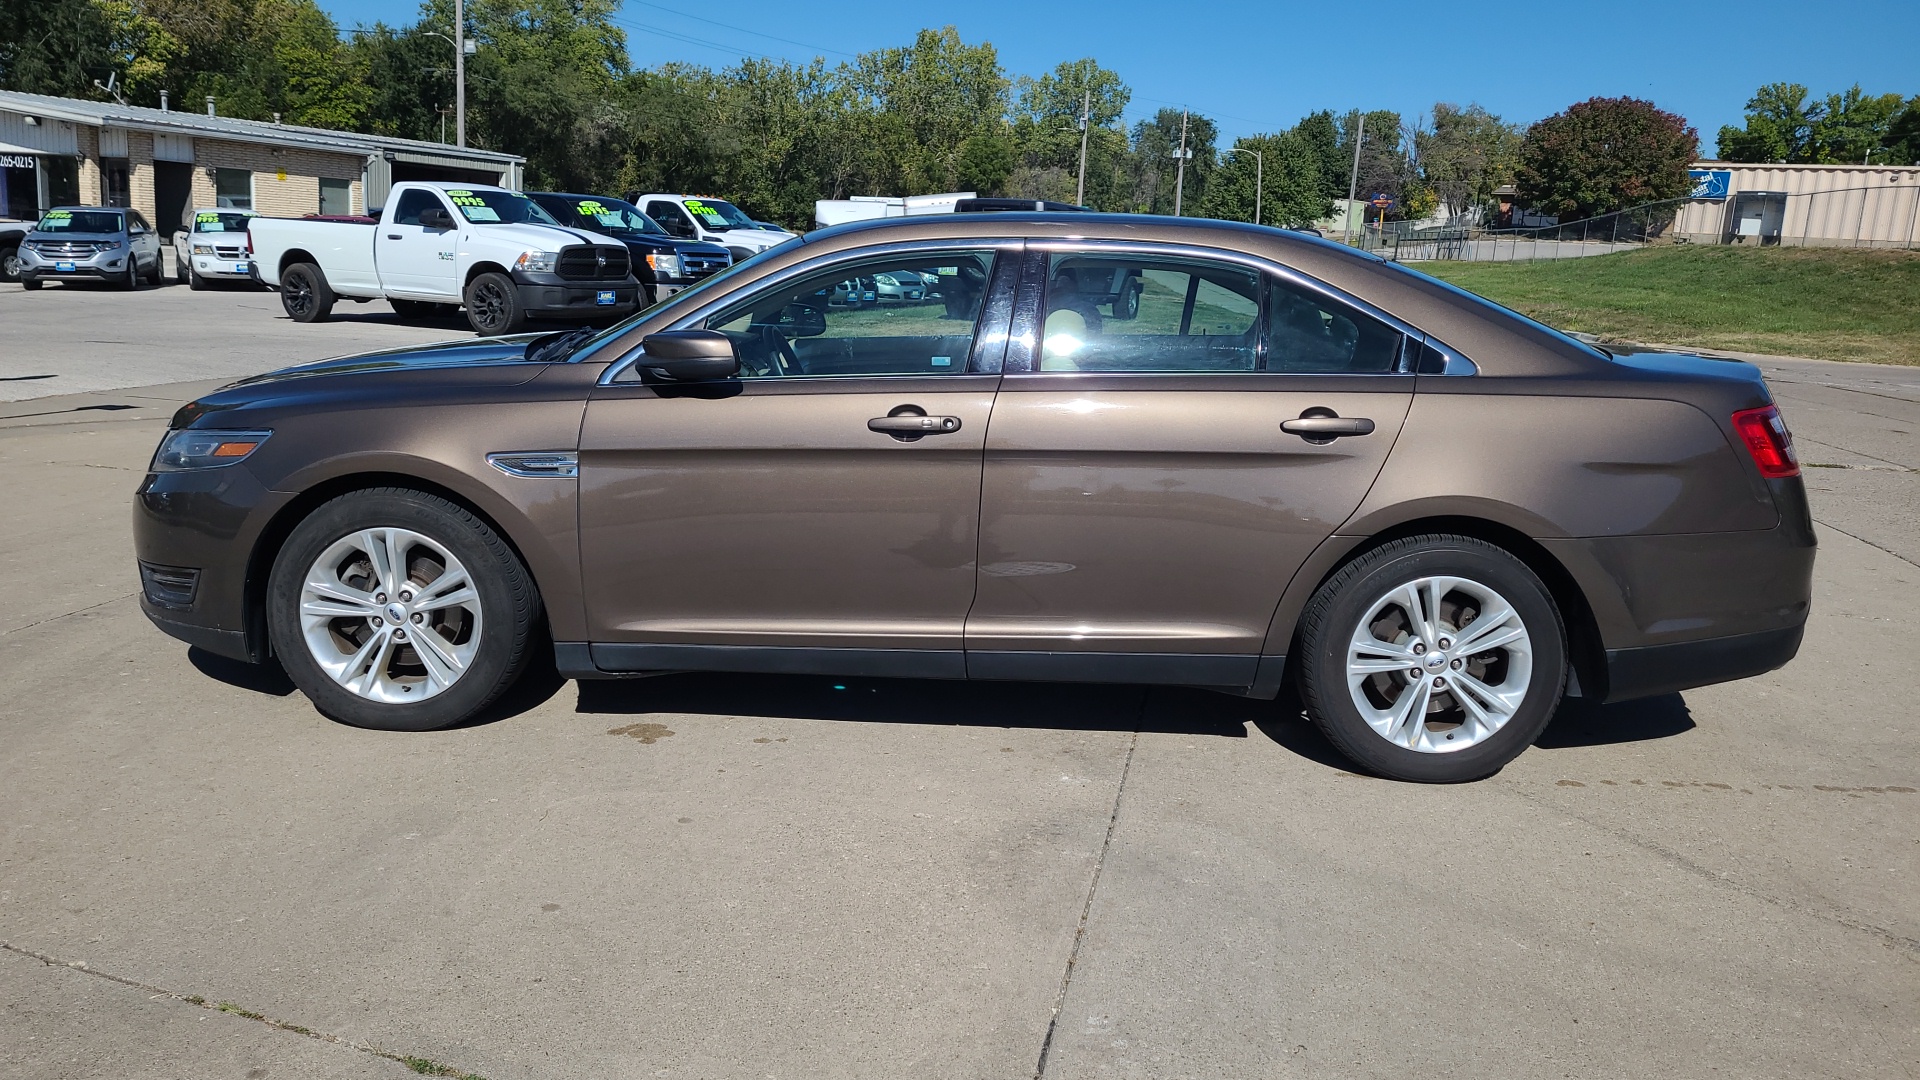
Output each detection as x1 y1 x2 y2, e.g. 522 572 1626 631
45 210 71 220
448 194 488 208
576 200 608 215
684 199 728 225
458 205 501 222
197 212 222 224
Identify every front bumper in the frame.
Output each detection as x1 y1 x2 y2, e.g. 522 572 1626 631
510 270 641 320
132 463 290 664
188 253 255 279
19 247 129 280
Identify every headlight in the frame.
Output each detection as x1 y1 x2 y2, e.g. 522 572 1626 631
150 429 272 472
644 253 682 277
514 249 558 273
106 239 125 249
192 243 215 255
874 274 898 286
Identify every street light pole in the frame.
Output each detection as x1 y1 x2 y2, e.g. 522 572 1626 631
1075 89 1091 206
453 0 466 147
1173 109 1190 217
1227 146 1263 226
1344 113 1366 245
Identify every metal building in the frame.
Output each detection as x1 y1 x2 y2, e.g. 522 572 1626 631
1675 161 1920 248
0 90 523 235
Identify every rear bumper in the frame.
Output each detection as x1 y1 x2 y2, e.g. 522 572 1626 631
1603 622 1804 703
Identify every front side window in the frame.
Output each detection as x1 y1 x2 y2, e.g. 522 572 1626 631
214 168 252 211
390 188 442 226
703 250 998 378
1039 254 1260 372
647 201 693 234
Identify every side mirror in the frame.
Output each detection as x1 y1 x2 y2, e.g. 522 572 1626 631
420 207 455 230
639 330 740 382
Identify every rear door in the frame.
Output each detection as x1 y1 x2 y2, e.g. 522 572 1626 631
375 188 459 299
966 244 1416 687
575 242 1018 676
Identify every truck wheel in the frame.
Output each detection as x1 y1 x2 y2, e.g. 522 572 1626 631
464 272 524 335
281 262 336 322
0 245 20 283
1112 282 1140 320
187 262 206 291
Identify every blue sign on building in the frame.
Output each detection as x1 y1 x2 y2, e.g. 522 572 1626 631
1689 169 1732 200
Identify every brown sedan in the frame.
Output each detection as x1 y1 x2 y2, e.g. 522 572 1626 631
132 214 1813 782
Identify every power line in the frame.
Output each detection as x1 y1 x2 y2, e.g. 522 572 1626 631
618 0 856 58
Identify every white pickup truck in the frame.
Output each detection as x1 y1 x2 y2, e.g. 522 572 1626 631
626 193 795 261
247 182 641 334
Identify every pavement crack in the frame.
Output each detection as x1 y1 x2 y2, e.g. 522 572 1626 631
1500 789 1920 961
0 941 489 1078
1814 518 1920 570
1 591 141 637
1033 725 1139 1079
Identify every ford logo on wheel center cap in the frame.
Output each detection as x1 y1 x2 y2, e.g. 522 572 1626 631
1425 653 1448 670
385 603 408 623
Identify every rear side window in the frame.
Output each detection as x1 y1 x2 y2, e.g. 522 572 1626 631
1265 275 1404 374
1039 254 1260 372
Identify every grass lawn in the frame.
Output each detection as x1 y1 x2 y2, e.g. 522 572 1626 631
1418 245 1920 365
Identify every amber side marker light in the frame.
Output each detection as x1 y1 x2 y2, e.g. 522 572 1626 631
211 440 262 457
1731 404 1800 479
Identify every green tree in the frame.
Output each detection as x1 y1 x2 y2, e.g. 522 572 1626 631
1337 108 1410 216
0 0 117 97
1195 131 1332 228
1516 96 1698 219
1291 109 1345 202
1884 97 1920 165
1127 107 1215 215
846 26 1008 193
1717 82 1816 162
1809 85 1907 164
1414 102 1522 218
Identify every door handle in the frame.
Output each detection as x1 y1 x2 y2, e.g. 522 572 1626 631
1281 411 1375 443
386 234 403 240
869 414 963 435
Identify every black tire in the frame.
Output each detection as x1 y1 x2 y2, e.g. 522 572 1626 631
0 245 20 283
266 488 541 732
1295 534 1567 783
280 262 335 322
1112 282 1140 320
463 271 524 334
144 256 163 287
21 276 42 290
121 261 140 290
187 262 206 290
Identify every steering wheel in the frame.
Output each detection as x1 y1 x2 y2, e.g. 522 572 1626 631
755 323 797 377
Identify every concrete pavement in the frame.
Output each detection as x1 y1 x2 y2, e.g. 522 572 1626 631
0 287 1915 1079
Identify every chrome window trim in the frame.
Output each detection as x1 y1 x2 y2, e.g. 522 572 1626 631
599 238 1025 385
1019 237 1460 377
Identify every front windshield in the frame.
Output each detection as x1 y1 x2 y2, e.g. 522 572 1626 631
444 188 561 226
37 209 123 233
682 197 755 230
193 210 256 234
567 239 800 365
570 197 666 237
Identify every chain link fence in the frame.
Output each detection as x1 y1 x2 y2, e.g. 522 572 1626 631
1354 185 1920 263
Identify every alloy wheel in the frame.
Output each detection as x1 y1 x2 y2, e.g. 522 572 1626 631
469 280 508 331
298 527 484 704
284 271 314 317
1345 575 1534 753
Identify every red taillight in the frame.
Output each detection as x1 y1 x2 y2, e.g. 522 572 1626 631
1731 405 1799 479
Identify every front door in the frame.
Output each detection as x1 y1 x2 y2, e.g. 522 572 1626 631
374 188 459 299
966 246 1416 688
577 244 1018 677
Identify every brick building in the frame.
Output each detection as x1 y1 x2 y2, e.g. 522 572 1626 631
0 89 523 236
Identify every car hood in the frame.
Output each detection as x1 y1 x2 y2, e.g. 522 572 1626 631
25 230 123 244
712 227 794 250
225 334 550 388
472 222 610 250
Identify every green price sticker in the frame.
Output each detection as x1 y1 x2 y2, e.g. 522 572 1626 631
197 212 221 223
446 189 473 197
576 200 607 215
46 210 70 219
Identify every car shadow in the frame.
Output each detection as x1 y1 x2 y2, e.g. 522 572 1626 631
576 672 1257 739
1535 692 1695 748
188 646 295 697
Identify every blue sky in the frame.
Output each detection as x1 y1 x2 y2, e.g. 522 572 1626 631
318 0 1920 147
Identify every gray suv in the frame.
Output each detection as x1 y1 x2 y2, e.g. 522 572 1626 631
18 206 165 289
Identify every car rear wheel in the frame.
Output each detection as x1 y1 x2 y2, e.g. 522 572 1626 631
1296 534 1567 783
267 488 540 731
144 256 163 286
280 262 335 322
463 272 524 334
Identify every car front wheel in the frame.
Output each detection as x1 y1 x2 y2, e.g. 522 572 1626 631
463 272 524 334
1 246 20 283
267 488 541 731
1296 534 1567 782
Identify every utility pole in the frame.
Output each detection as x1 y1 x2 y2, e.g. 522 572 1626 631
1173 109 1190 217
454 0 467 147
1075 89 1091 206
1344 112 1366 245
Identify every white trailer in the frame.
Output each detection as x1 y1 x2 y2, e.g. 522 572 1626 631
813 192 978 231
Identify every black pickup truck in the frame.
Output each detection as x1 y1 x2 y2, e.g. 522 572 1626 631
528 192 732 304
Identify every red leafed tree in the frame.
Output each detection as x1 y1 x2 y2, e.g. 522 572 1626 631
1515 97 1699 220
